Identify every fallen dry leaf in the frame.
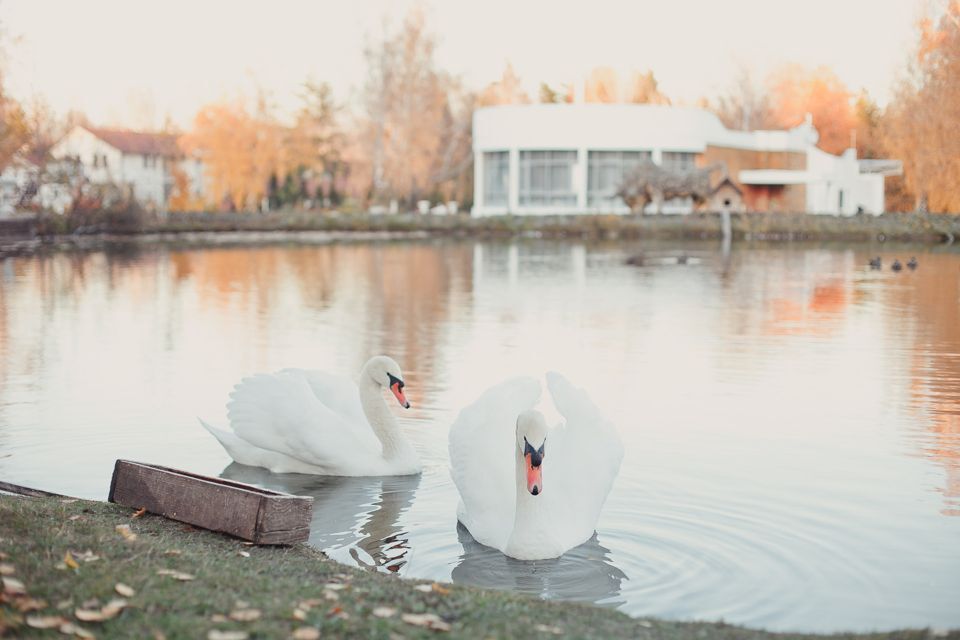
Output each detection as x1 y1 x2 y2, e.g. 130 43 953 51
298 599 324 610
68 515 83 522
2 576 26 595
207 631 249 640
237 551 250 558
115 524 137 542
431 583 450 595
60 499 78 504
322 583 345 591
74 551 100 563
59 621 96 638
291 608 307 621
14 597 48 612
0 551 7 560
156 569 194 581
322 590 339 602
74 599 126 622
132 507 147 518
64 551 80 570
414 584 433 593
402 612 451 632
210 614 228 623
228 609 261 622
534 623 564 634
115 583 135 597
0 563 14 576
291 627 320 640
163 549 182 556
26 615 67 629
372 606 396 618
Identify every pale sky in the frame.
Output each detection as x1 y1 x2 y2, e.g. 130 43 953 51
0 0 922 130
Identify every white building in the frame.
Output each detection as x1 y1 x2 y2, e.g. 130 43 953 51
472 104 899 216
51 125 203 210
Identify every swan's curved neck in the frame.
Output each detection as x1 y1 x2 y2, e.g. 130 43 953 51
358 375 409 460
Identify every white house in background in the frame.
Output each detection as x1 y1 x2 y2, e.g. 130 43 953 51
472 104 901 216
50 125 204 209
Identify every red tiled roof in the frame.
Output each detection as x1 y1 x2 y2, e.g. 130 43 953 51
83 126 182 157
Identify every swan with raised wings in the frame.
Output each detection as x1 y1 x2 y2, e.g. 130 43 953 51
200 356 421 476
449 373 623 560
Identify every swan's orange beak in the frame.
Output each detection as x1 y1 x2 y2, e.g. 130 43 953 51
390 382 410 409
525 453 542 495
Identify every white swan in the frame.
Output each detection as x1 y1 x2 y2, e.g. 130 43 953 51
449 372 623 560
200 355 421 476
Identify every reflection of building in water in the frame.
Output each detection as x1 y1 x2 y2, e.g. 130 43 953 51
220 462 421 571
451 523 626 607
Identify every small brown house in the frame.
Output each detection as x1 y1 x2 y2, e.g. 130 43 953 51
707 177 744 213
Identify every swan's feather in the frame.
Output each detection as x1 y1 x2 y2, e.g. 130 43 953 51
543 372 624 549
198 418 330 474
450 373 623 558
448 376 542 550
225 371 381 474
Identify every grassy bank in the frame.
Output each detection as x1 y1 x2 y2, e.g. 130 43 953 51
2 211 960 258
1 496 955 639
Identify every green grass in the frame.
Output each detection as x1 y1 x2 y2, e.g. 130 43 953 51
0 496 956 639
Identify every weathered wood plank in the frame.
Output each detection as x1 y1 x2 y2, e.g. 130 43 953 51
0 480 69 498
108 460 313 544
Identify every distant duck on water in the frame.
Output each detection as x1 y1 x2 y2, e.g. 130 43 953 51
869 256 882 269
891 259 903 272
907 257 918 270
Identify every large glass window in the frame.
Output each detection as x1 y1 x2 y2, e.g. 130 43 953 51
519 150 577 206
587 150 651 207
661 151 697 172
483 151 509 206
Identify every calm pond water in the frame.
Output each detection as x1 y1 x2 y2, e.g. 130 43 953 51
1 238 959 632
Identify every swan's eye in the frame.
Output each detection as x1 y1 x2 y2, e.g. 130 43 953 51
387 373 404 389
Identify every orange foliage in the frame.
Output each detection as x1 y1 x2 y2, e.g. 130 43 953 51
180 96 288 211
767 64 856 155
478 63 530 106
882 1 960 212
626 70 670 105
585 67 619 103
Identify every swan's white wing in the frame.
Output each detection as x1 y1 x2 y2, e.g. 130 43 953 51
226 371 379 473
449 377 542 550
544 372 624 549
280 368 369 431
199 419 332 474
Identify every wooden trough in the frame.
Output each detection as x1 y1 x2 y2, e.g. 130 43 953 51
108 460 313 545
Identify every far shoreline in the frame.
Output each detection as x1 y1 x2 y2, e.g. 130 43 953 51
1 210 959 258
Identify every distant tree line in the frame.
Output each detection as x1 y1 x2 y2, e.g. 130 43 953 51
1 4 958 213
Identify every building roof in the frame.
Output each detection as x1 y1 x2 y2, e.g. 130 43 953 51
710 176 743 195
84 126 181 157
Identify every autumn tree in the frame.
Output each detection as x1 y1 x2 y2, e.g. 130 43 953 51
288 80 345 206
585 67 619 103
539 82 572 104
882 1 960 212
0 69 27 168
181 93 288 211
767 64 856 155
708 67 774 130
361 7 473 207
626 70 670 105
478 63 530 106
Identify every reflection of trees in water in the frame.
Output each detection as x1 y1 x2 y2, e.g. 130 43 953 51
451 523 626 608
220 463 420 572
889 251 960 516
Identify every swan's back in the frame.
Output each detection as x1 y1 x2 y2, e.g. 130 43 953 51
448 377 542 549
543 372 624 549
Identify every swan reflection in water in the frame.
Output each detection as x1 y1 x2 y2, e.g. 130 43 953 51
221 462 421 572
451 523 627 608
